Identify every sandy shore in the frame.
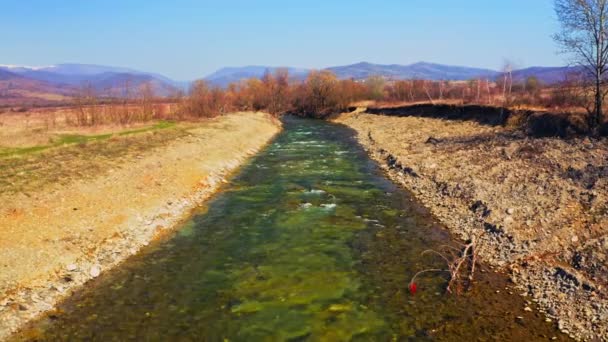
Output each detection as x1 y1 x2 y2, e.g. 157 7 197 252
0 112 281 340
335 109 607 341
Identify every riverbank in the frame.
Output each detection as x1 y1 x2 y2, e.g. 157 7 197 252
335 108 608 341
0 112 281 340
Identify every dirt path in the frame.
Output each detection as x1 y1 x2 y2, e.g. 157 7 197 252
0 112 281 340
335 111 608 341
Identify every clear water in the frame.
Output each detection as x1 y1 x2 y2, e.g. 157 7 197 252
16 117 566 341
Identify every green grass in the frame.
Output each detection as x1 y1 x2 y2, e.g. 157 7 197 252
118 120 176 136
0 121 177 158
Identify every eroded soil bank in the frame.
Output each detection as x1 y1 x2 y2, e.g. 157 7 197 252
0 112 281 340
335 109 608 341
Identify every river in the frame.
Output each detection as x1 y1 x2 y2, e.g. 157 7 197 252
15 117 566 341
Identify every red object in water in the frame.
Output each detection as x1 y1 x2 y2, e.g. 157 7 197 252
409 282 417 295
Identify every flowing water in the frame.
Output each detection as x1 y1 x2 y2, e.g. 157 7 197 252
16 117 566 341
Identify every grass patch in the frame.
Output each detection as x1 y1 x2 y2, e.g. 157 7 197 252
0 121 177 158
0 124 192 194
118 120 176 136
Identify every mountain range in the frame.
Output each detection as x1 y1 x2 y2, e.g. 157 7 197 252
0 62 579 105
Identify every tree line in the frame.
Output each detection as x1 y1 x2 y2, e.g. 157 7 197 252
69 67 590 126
179 69 589 118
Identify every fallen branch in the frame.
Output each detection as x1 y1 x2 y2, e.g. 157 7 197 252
409 236 478 295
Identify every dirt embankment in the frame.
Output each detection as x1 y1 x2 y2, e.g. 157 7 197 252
0 112 281 340
365 103 598 138
335 107 608 341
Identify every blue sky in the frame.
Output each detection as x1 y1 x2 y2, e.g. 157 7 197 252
1 0 562 80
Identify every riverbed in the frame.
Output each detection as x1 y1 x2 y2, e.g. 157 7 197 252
13 117 567 341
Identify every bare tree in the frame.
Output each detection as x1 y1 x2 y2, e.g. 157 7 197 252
139 82 155 121
500 61 514 104
554 0 608 131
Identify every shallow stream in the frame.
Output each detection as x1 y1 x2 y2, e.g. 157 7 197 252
16 117 566 341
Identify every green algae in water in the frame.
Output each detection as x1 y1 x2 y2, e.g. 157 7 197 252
16 117 568 342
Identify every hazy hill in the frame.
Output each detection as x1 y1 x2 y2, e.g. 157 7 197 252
0 64 185 101
0 69 20 81
204 66 310 87
0 68 74 106
203 62 580 86
326 62 499 81
511 66 582 84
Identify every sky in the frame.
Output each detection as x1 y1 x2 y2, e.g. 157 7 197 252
1 0 563 80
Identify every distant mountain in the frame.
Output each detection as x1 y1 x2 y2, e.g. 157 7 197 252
511 66 582 84
0 69 19 81
326 62 499 81
203 62 501 86
0 68 74 106
204 66 310 87
204 62 584 86
0 63 186 99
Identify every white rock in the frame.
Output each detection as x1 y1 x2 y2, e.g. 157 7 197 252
321 203 337 210
66 264 78 272
90 265 102 278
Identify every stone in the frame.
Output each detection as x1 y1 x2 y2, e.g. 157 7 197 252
506 208 515 215
66 264 78 272
90 265 102 278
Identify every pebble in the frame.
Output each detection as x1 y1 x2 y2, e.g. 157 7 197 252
506 208 515 215
90 265 102 278
524 306 533 312
66 264 77 272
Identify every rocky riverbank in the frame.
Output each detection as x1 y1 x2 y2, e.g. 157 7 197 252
335 109 608 341
0 112 281 340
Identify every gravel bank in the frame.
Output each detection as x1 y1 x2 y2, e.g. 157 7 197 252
335 110 608 341
0 112 281 340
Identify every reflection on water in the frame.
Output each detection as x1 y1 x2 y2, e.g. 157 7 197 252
16 117 566 341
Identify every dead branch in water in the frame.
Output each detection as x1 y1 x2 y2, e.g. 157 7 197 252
409 236 479 295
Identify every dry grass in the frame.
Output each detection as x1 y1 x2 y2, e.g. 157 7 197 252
0 106 175 149
8 90 72 102
0 123 188 195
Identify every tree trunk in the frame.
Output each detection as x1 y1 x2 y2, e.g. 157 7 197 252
596 77 602 131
